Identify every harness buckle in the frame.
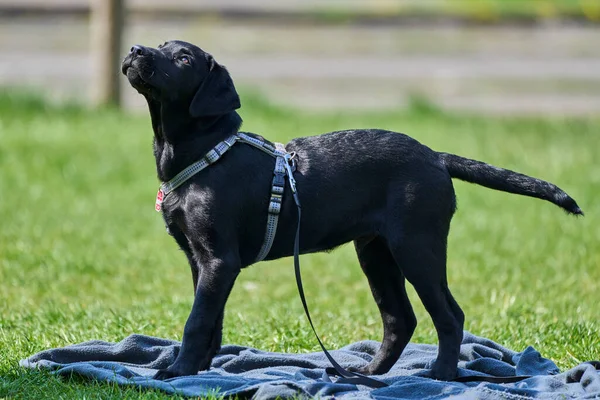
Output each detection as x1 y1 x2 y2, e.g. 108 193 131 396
223 136 238 148
272 173 286 188
284 153 298 193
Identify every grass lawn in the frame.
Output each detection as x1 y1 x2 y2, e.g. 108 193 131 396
0 92 598 399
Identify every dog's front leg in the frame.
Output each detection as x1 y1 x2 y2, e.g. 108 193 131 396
168 225 200 294
154 254 240 379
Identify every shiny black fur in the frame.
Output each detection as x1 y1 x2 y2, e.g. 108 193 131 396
121 41 582 381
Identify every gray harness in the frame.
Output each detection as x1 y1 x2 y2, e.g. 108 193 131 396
154 133 387 388
224 133 298 261
155 132 296 263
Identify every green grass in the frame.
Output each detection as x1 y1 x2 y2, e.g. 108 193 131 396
0 91 599 399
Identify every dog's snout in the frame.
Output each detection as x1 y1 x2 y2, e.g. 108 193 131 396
130 45 146 57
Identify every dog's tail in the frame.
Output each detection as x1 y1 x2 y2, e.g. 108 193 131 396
439 152 583 216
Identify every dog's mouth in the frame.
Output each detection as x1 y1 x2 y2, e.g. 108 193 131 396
122 59 156 94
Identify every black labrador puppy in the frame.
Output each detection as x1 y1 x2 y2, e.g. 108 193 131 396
121 40 582 381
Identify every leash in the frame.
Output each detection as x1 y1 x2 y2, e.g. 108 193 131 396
453 361 600 384
284 155 388 388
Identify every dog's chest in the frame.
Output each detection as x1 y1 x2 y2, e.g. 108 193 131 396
160 185 216 236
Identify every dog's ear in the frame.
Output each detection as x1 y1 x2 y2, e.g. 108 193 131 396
189 56 240 118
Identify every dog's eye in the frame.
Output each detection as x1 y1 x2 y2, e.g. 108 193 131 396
180 56 190 65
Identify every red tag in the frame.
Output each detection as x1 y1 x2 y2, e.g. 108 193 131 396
155 189 164 212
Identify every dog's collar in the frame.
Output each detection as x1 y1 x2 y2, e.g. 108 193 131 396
155 134 238 212
155 133 292 211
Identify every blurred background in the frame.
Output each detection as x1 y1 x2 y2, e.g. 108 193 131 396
1 2 599 397
1 0 599 115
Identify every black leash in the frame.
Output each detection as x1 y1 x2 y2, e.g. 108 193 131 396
284 160 388 388
290 191 388 388
454 361 600 384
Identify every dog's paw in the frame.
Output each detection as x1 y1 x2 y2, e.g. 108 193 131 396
153 368 179 380
348 366 370 375
153 364 199 380
348 362 394 376
348 365 387 376
428 363 457 381
153 357 212 380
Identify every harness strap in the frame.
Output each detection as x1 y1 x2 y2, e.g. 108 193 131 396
254 143 287 262
156 135 238 212
161 135 238 196
237 132 286 158
235 133 291 263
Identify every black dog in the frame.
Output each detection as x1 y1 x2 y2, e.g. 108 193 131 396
121 40 582 381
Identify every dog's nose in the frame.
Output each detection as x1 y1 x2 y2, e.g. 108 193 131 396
129 45 146 56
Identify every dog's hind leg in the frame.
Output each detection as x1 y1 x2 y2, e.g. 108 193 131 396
389 230 464 381
351 236 417 375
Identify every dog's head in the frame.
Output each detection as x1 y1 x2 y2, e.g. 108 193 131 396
121 40 240 117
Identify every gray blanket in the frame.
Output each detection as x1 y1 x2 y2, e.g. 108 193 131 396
20 332 600 399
